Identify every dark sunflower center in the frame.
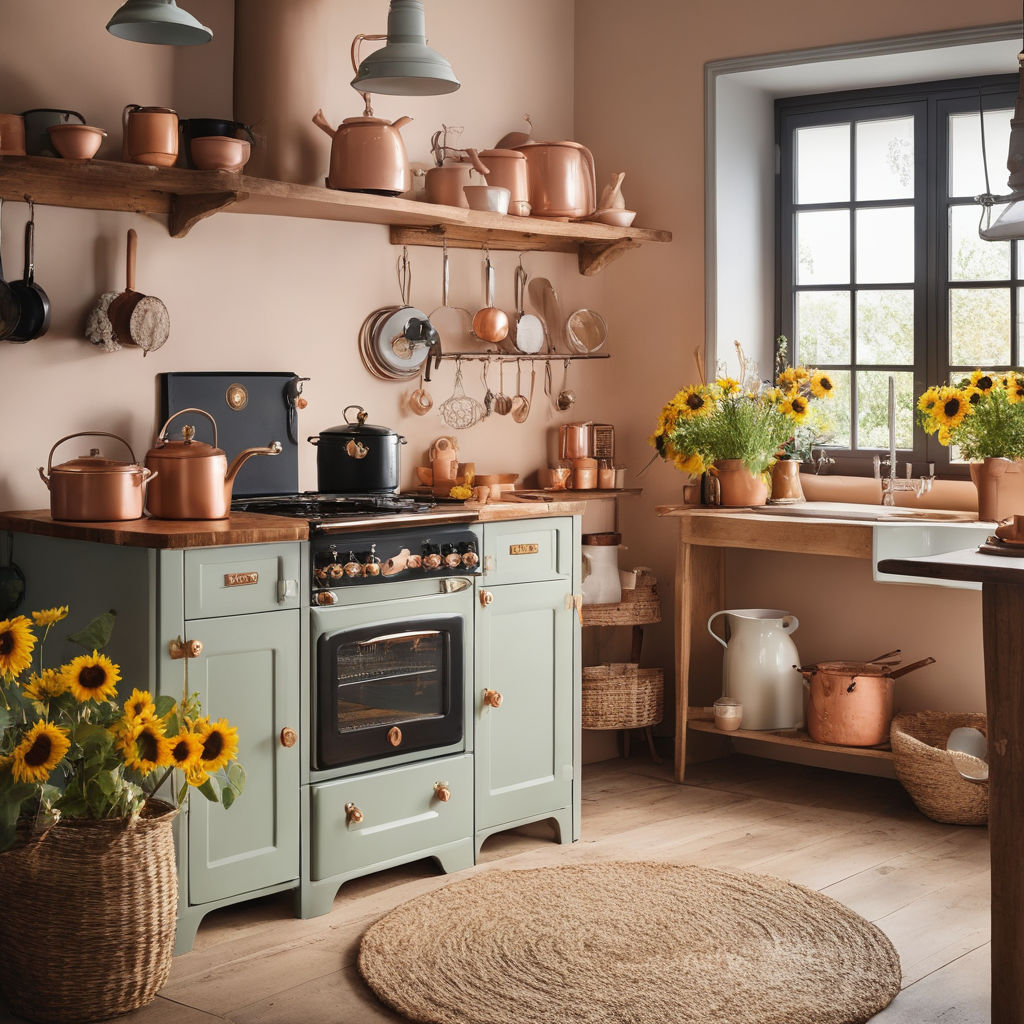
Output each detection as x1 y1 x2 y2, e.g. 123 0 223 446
978 376 993 391
944 398 962 417
24 735 52 767
0 632 12 656
202 732 224 760
793 399 806 412
78 665 107 691
969 391 982 404
138 730 158 762
820 379 833 392
172 740 191 764
685 394 705 411
131 701 145 716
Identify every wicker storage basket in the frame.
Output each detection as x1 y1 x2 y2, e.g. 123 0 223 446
890 712 988 826
0 799 178 1023
582 663 664 730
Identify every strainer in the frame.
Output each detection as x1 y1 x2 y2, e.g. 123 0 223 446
439 358 485 430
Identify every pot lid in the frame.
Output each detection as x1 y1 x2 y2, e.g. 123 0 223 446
319 405 400 437
341 116 392 126
515 140 588 151
582 532 622 545
53 449 142 475
150 423 224 459
479 148 525 159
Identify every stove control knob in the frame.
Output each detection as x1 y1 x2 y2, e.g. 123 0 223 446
363 544 382 576
461 550 479 568
344 802 363 825
343 552 361 578
407 553 423 570
423 553 442 571
388 726 403 747
316 591 338 606
434 781 451 802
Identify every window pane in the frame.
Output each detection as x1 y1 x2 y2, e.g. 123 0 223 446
949 109 1013 198
796 124 850 204
820 368 851 448
855 207 914 283
796 210 850 284
949 288 1011 365
796 290 850 363
857 370 914 450
856 290 914 363
856 117 914 200
950 204 1010 280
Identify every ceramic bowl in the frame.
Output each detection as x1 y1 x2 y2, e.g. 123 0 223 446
47 124 106 160
593 208 636 227
463 185 511 215
190 135 251 172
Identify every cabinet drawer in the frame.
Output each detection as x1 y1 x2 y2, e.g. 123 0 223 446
185 543 300 618
482 518 571 586
310 753 472 881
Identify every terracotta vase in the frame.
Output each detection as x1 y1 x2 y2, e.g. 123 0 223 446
970 457 1017 522
769 459 805 504
710 459 768 507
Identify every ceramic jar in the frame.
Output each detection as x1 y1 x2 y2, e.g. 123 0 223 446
122 105 179 166
710 459 768 507
581 532 622 605
769 459 805 504
969 457 1023 522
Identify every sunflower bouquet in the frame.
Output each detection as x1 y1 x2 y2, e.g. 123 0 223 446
0 606 244 851
650 342 836 477
917 369 1024 460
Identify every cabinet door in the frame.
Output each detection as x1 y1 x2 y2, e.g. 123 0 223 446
184 609 300 904
475 578 573 831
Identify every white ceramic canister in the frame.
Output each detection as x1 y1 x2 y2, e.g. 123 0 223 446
581 532 622 604
707 608 803 730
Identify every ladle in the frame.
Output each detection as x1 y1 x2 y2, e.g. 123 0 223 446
409 365 433 415
556 359 576 411
510 360 534 423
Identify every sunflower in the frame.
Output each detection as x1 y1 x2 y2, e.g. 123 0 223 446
715 376 742 395
917 386 940 414
0 616 36 680
123 688 156 724
970 370 998 393
122 719 171 775
166 730 203 773
1007 376 1024 404
781 394 810 423
937 426 953 445
931 387 971 429
10 721 70 784
679 386 713 418
776 366 810 391
63 651 120 703
962 385 983 407
31 606 68 628
195 718 240 774
809 371 835 399
22 668 67 701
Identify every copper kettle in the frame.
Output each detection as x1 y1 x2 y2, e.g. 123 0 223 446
513 140 596 219
144 408 281 520
312 107 412 195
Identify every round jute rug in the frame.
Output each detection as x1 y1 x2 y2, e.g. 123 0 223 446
358 861 901 1024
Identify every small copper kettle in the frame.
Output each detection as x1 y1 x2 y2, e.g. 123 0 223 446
144 408 281 520
312 107 412 195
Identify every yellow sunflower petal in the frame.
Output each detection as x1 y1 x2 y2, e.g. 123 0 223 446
931 387 971 429
22 669 67 701
123 688 156 723
810 371 835 399
167 731 203 773
11 721 70 784
31 606 68 627
197 719 239 774
0 616 36 680
122 720 170 775
63 651 121 703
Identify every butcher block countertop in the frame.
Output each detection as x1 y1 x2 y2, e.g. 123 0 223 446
0 501 585 550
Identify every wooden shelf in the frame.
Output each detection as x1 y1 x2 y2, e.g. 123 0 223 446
686 708 894 763
0 156 672 274
517 488 642 499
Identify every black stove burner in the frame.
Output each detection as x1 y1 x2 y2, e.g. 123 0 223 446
232 492 436 521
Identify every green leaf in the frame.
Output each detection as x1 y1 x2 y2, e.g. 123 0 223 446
221 785 236 810
227 762 246 793
154 694 176 719
66 610 117 652
95 771 116 797
196 777 220 803
177 780 189 806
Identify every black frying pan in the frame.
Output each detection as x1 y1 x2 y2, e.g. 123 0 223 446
0 198 20 341
8 201 50 343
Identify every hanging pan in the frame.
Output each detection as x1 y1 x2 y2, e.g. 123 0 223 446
108 228 170 355
7 199 50 343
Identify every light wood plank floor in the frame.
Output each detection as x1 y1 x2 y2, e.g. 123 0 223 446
0 753 992 1023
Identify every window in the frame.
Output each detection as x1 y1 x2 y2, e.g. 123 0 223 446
776 75 1017 474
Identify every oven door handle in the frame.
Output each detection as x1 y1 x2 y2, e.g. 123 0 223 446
357 629 441 645
441 577 472 594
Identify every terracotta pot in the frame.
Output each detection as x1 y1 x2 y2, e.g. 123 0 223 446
710 460 768 507
769 459 805 504
122 105 178 166
969 457 1022 522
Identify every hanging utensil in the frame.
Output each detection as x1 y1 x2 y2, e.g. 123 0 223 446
511 258 544 355
107 229 169 355
481 358 495 416
471 249 509 344
376 247 437 378
0 198 20 341
556 359 576 411
428 240 473 354
510 360 534 423
566 308 608 354
438 358 484 430
0 531 26 615
8 199 51 343
409 365 433 415
494 360 513 415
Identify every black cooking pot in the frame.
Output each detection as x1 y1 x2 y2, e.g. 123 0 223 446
22 108 85 156
307 405 406 494
180 117 255 167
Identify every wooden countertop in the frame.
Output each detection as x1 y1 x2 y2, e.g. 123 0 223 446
0 501 585 550
878 547 1024 586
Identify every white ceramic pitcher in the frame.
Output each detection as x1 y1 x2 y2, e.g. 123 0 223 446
707 608 804 730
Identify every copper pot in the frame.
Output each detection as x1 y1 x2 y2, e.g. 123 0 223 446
801 653 935 747
145 408 281 520
38 431 156 522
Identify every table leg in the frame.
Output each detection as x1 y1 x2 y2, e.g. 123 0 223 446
982 581 1024 1024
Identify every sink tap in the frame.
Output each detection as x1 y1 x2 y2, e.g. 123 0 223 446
873 375 935 505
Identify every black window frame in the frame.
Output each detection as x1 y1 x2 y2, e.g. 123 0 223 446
775 74 1018 478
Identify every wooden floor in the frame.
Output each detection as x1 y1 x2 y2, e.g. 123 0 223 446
1 752 992 1023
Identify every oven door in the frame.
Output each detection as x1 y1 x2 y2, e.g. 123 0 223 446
314 601 466 771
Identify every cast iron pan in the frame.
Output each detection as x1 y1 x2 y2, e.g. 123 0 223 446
7 202 50 343
0 198 21 340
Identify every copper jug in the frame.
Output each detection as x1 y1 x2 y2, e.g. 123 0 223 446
122 105 178 167
312 108 412 195
513 140 596 219
478 149 530 214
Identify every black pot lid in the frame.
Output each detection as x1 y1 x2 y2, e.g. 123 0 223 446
320 405 399 437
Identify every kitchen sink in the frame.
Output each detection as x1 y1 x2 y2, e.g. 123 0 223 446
755 501 977 523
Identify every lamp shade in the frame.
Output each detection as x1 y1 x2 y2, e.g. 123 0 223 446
106 0 213 46
351 0 459 97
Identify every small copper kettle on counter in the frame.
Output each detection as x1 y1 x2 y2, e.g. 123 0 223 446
144 408 281 520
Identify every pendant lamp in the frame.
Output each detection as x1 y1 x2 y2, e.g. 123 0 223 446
106 0 212 46
351 0 459 97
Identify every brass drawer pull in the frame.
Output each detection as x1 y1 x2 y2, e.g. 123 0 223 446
280 727 297 748
479 589 494 608
483 688 503 709
168 637 202 660
434 781 451 802
345 802 363 825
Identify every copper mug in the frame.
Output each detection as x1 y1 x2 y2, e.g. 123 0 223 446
122 105 178 166
0 115 26 156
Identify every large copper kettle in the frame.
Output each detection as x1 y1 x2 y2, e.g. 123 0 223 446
513 140 596 219
312 107 412 195
144 408 281 520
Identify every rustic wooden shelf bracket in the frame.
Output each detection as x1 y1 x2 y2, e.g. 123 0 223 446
169 190 246 238
578 238 641 276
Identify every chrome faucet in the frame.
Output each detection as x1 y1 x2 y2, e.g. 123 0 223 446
872 375 935 505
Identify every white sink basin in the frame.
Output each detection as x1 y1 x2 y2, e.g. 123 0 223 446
755 501 977 523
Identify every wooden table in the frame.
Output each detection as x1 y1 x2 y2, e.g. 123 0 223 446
877 547 1022 1024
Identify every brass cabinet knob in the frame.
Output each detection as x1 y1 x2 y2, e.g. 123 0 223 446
479 589 494 608
345 801 363 825
388 726 403 747
168 637 203 660
483 688 503 709
434 781 451 802
280 727 297 748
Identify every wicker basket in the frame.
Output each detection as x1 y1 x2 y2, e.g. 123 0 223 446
890 712 989 826
582 663 664 730
0 800 178 1023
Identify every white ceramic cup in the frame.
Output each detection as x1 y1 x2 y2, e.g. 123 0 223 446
463 185 511 214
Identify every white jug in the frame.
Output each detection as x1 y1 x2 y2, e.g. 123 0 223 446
581 540 622 604
707 608 804 730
